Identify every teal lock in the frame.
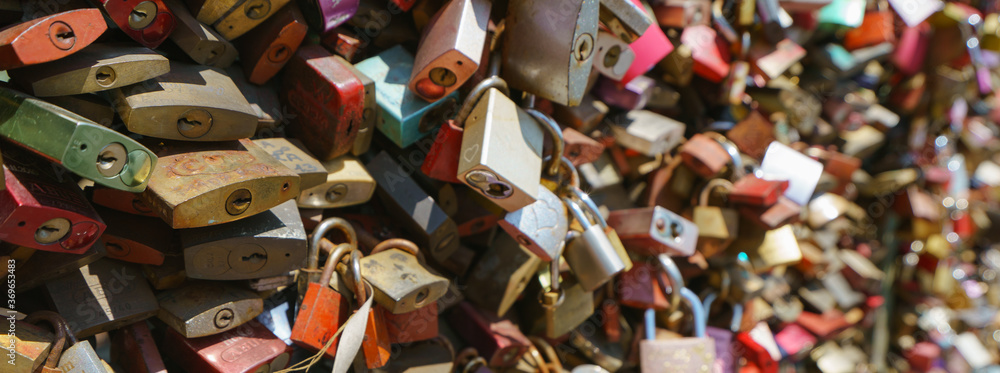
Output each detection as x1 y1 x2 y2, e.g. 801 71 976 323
818 0 866 28
0 87 156 192
355 45 459 149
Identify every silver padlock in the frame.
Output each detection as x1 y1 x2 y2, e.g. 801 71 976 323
563 196 626 291
498 185 569 262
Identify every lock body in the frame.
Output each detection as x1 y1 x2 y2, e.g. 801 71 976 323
4 321 53 373
236 4 307 84
282 45 364 160
366 151 459 262
297 0 358 32
0 9 107 70
0 88 157 192
98 0 175 48
141 139 301 228
9 44 170 97
381 302 439 344
291 280 349 359
16 240 107 291
110 321 167 373
566 224 627 291
98 206 173 265
356 45 460 148
599 0 651 42
617 261 670 310
608 110 685 157
409 0 490 101
89 185 157 217
606 206 699 256
46 259 159 339
465 232 543 316
361 248 449 314
156 282 263 338
502 0 599 106
58 340 114 373
162 319 291 373
112 62 257 142
297 156 376 208
457 88 544 212
449 302 531 368
498 185 569 261
166 0 238 68
253 138 329 190
186 0 291 40
181 200 307 280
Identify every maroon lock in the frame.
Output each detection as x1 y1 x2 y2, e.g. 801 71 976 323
448 302 531 368
162 319 292 373
730 175 789 206
617 261 672 310
381 301 439 344
98 0 175 48
110 321 167 373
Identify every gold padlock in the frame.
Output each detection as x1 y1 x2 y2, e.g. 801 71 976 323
296 155 375 209
165 0 238 67
9 43 170 97
156 281 263 338
187 0 291 40
693 179 739 258
360 238 449 314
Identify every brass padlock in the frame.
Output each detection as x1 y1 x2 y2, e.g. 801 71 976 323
409 0 490 101
464 231 543 317
252 137 328 191
0 87 156 192
502 0 599 106
693 179 739 258
157 281 263 338
524 259 595 339
9 43 170 97
456 85 544 212
7 312 61 373
186 0 291 40
56 324 115 373
366 151 459 262
298 156 376 209
45 259 159 339
140 139 301 228
112 62 257 141
361 238 449 314
180 199 307 280
165 0 238 67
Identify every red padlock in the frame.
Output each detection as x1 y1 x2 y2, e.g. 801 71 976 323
449 302 531 368
0 9 107 70
282 45 364 161
321 27 364 62
97 206 173 266
236 3 308 84
97 0 175 48
110 321 167 373
680 25 730 82
842 11 896 51
291 223 354 359
0 152 105 254
88 185 158 217
381 301 439 344
735 322 780 373
679 133 733 178
617 261 671 310
162 319 292 373
730 175 789 206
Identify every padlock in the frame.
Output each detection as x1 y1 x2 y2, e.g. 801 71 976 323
731 225 802 273
0 9 106 70
334 249 392 369
110 321 167 373
593 31 635 81
422 73 508 184
157 281 262 338
54 316 114 372
409 0 490 101
367 151 459 262
693 179 739 259
659 44 694 87
17 239 108 291
759 141 823 205
594 75 654 111
564 196 627 291
112 62 257 142
499 185 569 262
9 311 64 373
297 0 358 32
465 231 543 316
140 139 301 228
729 175 788 207
361 238 449 314
282 45 364 160
235 3 306 84
0 151 105 254
0 88 156 192
639 255 715 372
617 260 670 310
180 199 307 280
563 127 605 167
252 137 329 191
606 205 699 257
97 206 173 265
165 0 238 67
653 0 711 28
702 292 740 373
621 0 673 85
607 110 685 157
356 45 460 149
449 302 532 368
552 94 609 133
502 0 599 106
88 184 157 217
456 85 546 212
599 0 652 42
735 322 781 373
579 153 622 192
773 322 816 360
739 196 801 230
523 257 595 338
186 0 291 40
97 0 175 48
298 155 376 209
45 259 158 339
679 134 731 179
380 300 439 344
8 44 170 97
291 233 353 359
162 319 292 372
680 24 729 82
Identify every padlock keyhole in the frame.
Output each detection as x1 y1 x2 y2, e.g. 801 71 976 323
486 183 510 198
242 252 266 263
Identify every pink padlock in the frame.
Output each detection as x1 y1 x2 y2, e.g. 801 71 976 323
621 0 674 84
681 25 730 82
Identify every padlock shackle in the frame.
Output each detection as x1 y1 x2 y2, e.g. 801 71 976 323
526 109 564 176
308 218 358 271
571 187 608 229
656 254 683 319
703 132 745 179
698 178 735 207
730 303 744 333
563 197 595 230
712 0 738 44
370 238 420 258
545 155 580 192
525 346 552 373
455 76 510 126
528 336 565 372
24 311 69 369
319 243 353 285
350 249 367 303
